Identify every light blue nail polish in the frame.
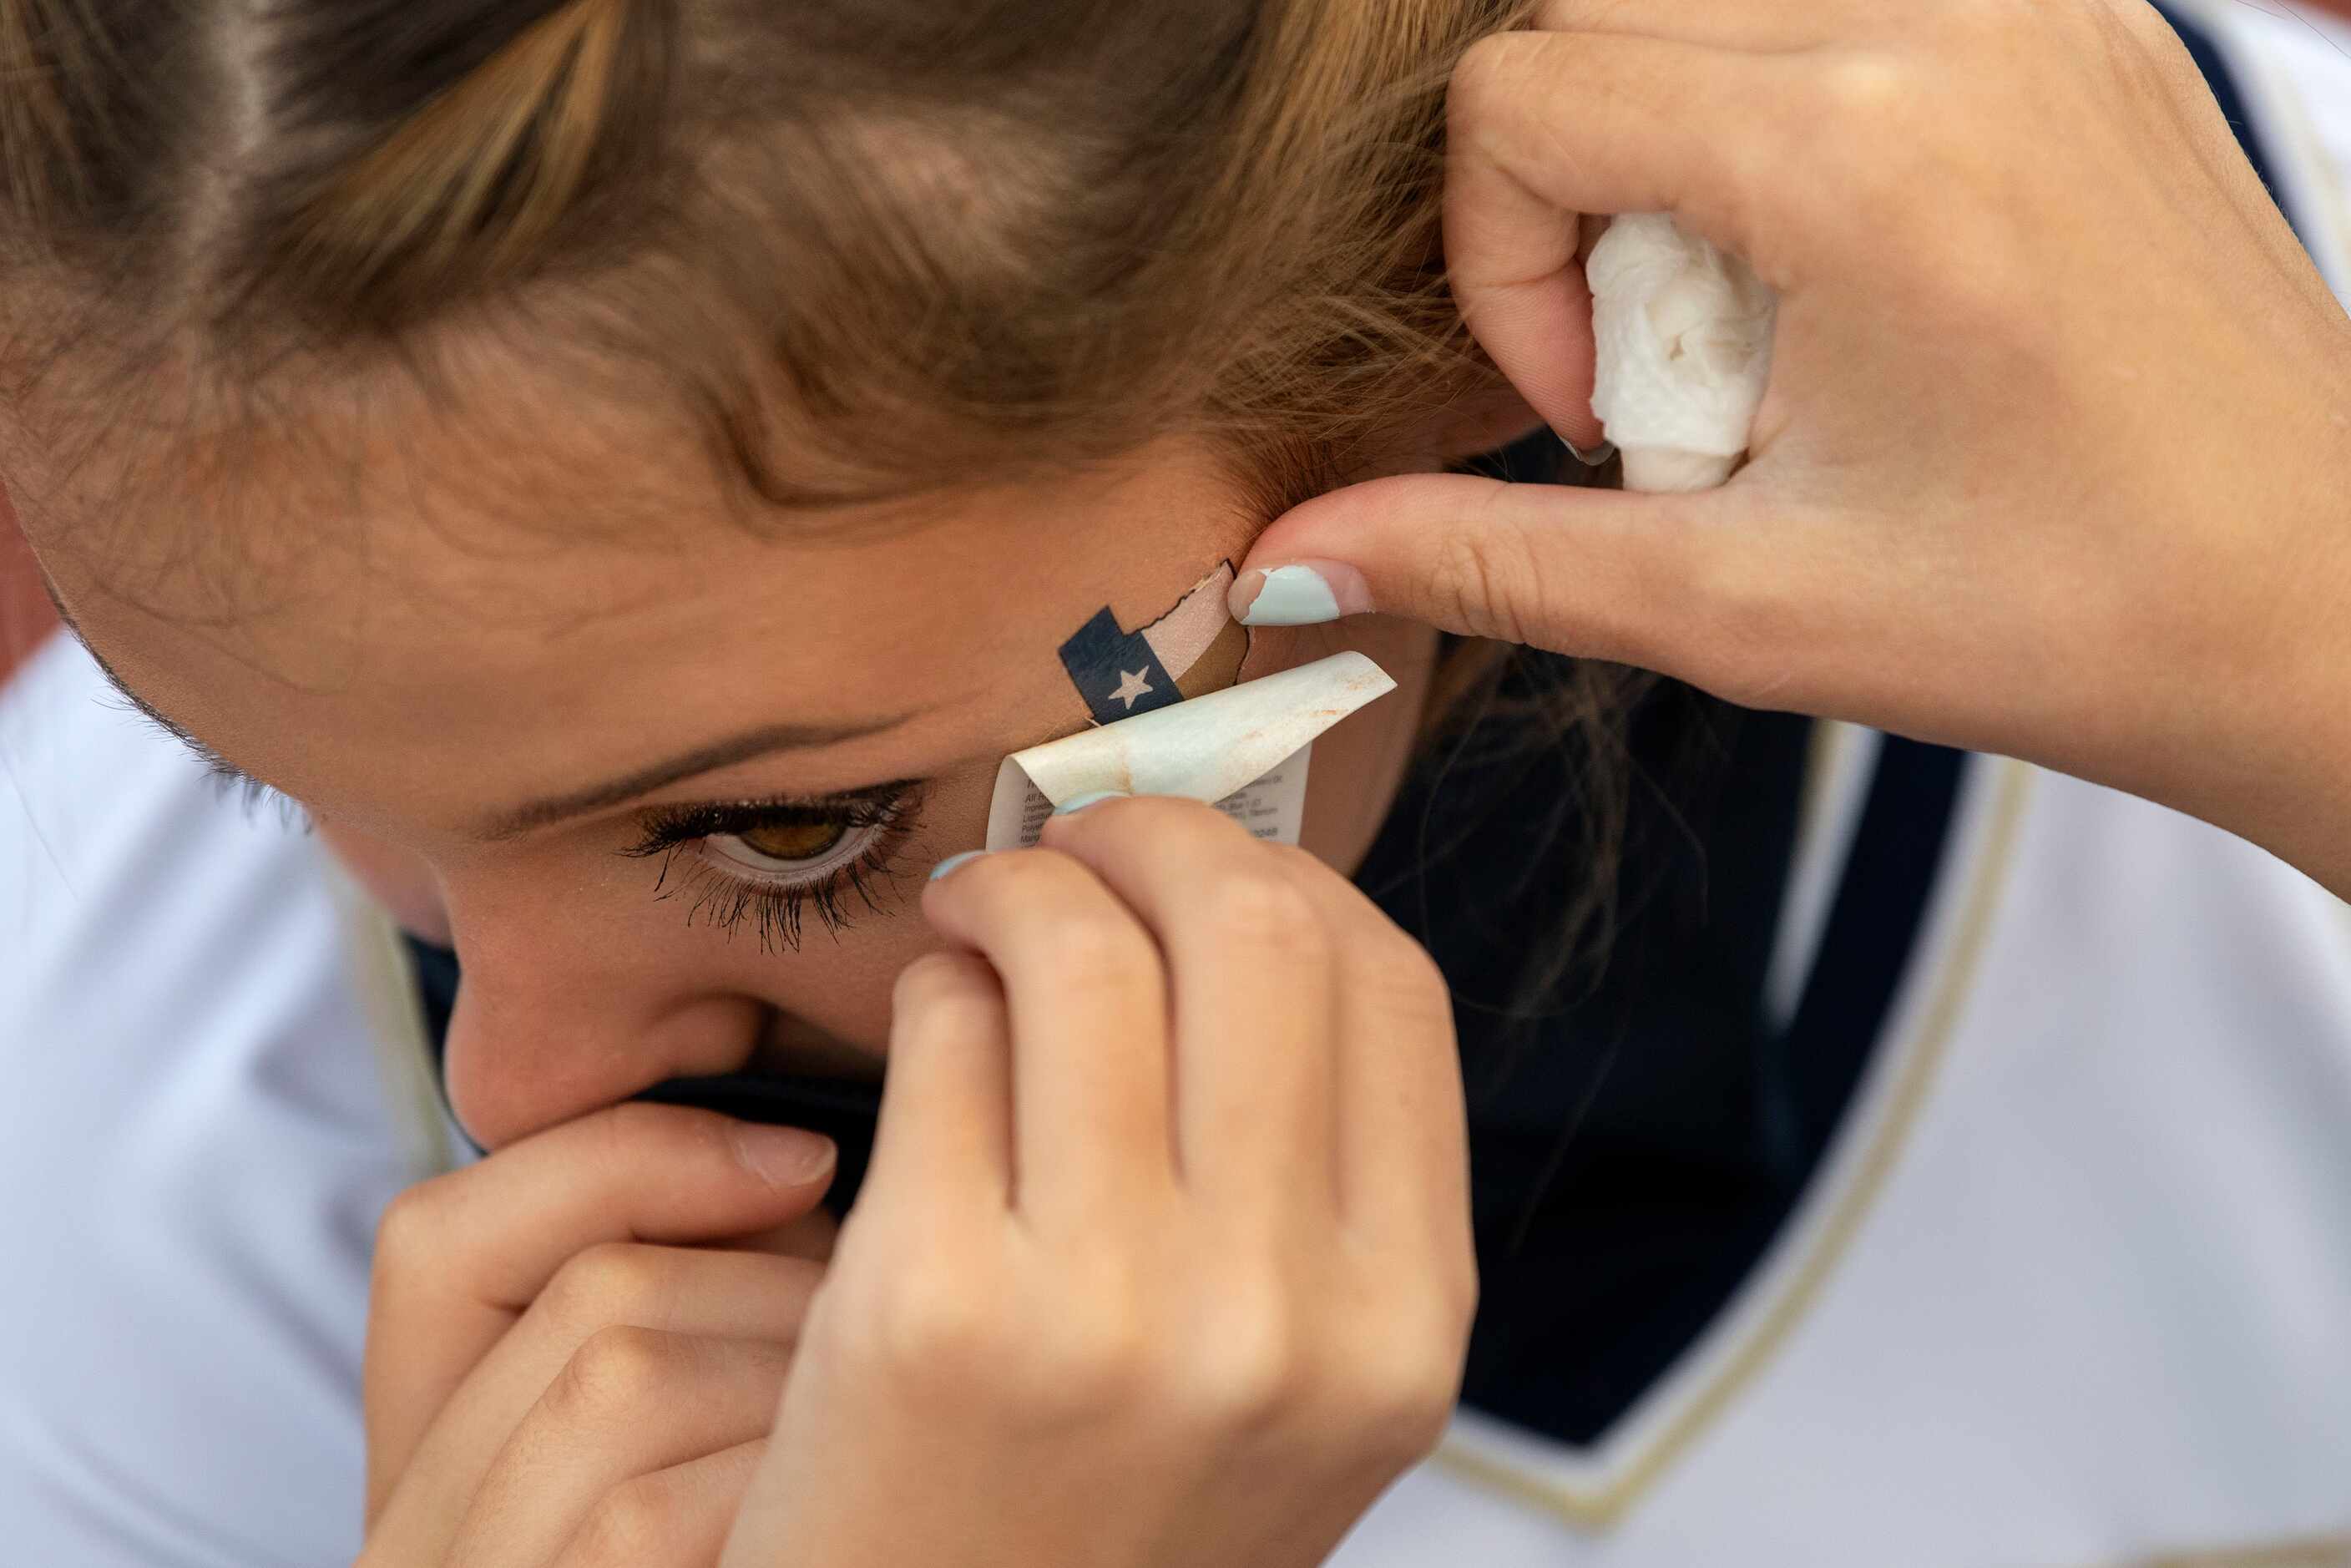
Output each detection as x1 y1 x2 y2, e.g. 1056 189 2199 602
1053 790 1128 816
929 851 988 881
1563 436 1615 467
1239 564 1341 627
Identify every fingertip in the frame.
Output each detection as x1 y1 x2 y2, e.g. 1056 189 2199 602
928 849 988 882
1052 789 1129 817
1232 562 1361 626
1226 570 1262 623
891 946 991 1010
730 1123 839 1190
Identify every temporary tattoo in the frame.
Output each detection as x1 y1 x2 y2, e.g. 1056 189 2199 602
1056 562 1251 726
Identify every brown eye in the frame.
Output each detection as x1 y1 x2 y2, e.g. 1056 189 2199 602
734 819 849 862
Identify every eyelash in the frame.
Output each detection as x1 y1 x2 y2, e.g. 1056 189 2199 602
197 735 921 953
107 697 309 835
209 761 314 834
620 785 926 953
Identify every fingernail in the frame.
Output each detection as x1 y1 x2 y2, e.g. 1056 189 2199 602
732 1124 837 1187
1053 790 1127 816
929 850 988 882
1233 562 1365 626
1563 436 1615 467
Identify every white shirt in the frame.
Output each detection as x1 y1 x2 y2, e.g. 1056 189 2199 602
1 632 448 1567
8 6 2351 1561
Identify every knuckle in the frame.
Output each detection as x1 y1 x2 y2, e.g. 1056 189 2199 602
1201 873 1327 965
1448 32 1574 167
371 1179 451 1270
1356 930 1453 1023
1110 792 1214 830
1446 34 1520 131
566 1473 683 1568
1176 1292 1302 1433
894 989 1001 1050
892 951 993 1022
1074 793 1240 854
1386 934 1453 1004
1342 1326 1466 1464
1038 910 1154 994
1428 513 1536 645
549 1324 674 1423
543 1242 672 1330
1816 53 1917 129
1807 56 1948 223
892 948 963 1002
862 1263 1002 1386
1365 1388 1458 1468
1441 1244 1482 1336
942 842 1042 898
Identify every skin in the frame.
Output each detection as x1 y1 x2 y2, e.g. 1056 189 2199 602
8 341 1518 1563
24 417 1441 1146
1240 0 2351 901
19 0 2348 1559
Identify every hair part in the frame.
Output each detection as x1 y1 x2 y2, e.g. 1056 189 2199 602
270 0 660 322
3 0 1538 516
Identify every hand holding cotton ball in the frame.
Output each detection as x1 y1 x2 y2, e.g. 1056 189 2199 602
1586 212 1778 493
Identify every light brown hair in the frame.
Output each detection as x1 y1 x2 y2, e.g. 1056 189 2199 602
4 0 1553 503
1 0 1641 994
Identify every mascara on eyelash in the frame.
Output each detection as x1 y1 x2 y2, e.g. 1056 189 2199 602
619 784 919 860
629 782 928 951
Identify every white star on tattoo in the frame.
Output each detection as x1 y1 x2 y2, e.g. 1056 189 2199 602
1110 668 1155 710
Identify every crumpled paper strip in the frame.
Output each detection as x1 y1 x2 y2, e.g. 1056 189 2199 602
983 652 1396 849
1587 211 1778 493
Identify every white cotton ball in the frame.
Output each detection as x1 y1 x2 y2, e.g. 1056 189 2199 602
1585 211 1777 493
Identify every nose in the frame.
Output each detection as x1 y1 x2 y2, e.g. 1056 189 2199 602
316 820 454 947
439 933 767 1149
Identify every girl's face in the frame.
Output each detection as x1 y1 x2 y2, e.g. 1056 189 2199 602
23 397 1445 1149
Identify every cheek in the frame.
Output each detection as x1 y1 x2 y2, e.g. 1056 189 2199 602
316 821 453 946
745 926 924 1062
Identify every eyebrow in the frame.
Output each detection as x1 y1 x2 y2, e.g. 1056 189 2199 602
475 716 921 841
40 574 925 842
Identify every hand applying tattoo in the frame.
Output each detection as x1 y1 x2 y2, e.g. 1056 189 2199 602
720 793 1478 1568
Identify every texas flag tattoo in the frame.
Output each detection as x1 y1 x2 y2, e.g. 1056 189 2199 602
1057 561 1252 726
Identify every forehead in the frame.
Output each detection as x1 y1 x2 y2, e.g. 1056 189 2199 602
33 402 1258 838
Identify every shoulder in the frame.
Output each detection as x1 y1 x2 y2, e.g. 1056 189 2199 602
0 635 442 1567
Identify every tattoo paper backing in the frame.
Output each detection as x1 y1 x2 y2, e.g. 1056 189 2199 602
984 651 1396 850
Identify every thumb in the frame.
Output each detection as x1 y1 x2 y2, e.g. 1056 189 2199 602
1231 469 1743 674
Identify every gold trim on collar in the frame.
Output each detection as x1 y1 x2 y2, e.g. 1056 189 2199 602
2131 1530 2351 1568
1430 754 2035 1530
326 866 460 1183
